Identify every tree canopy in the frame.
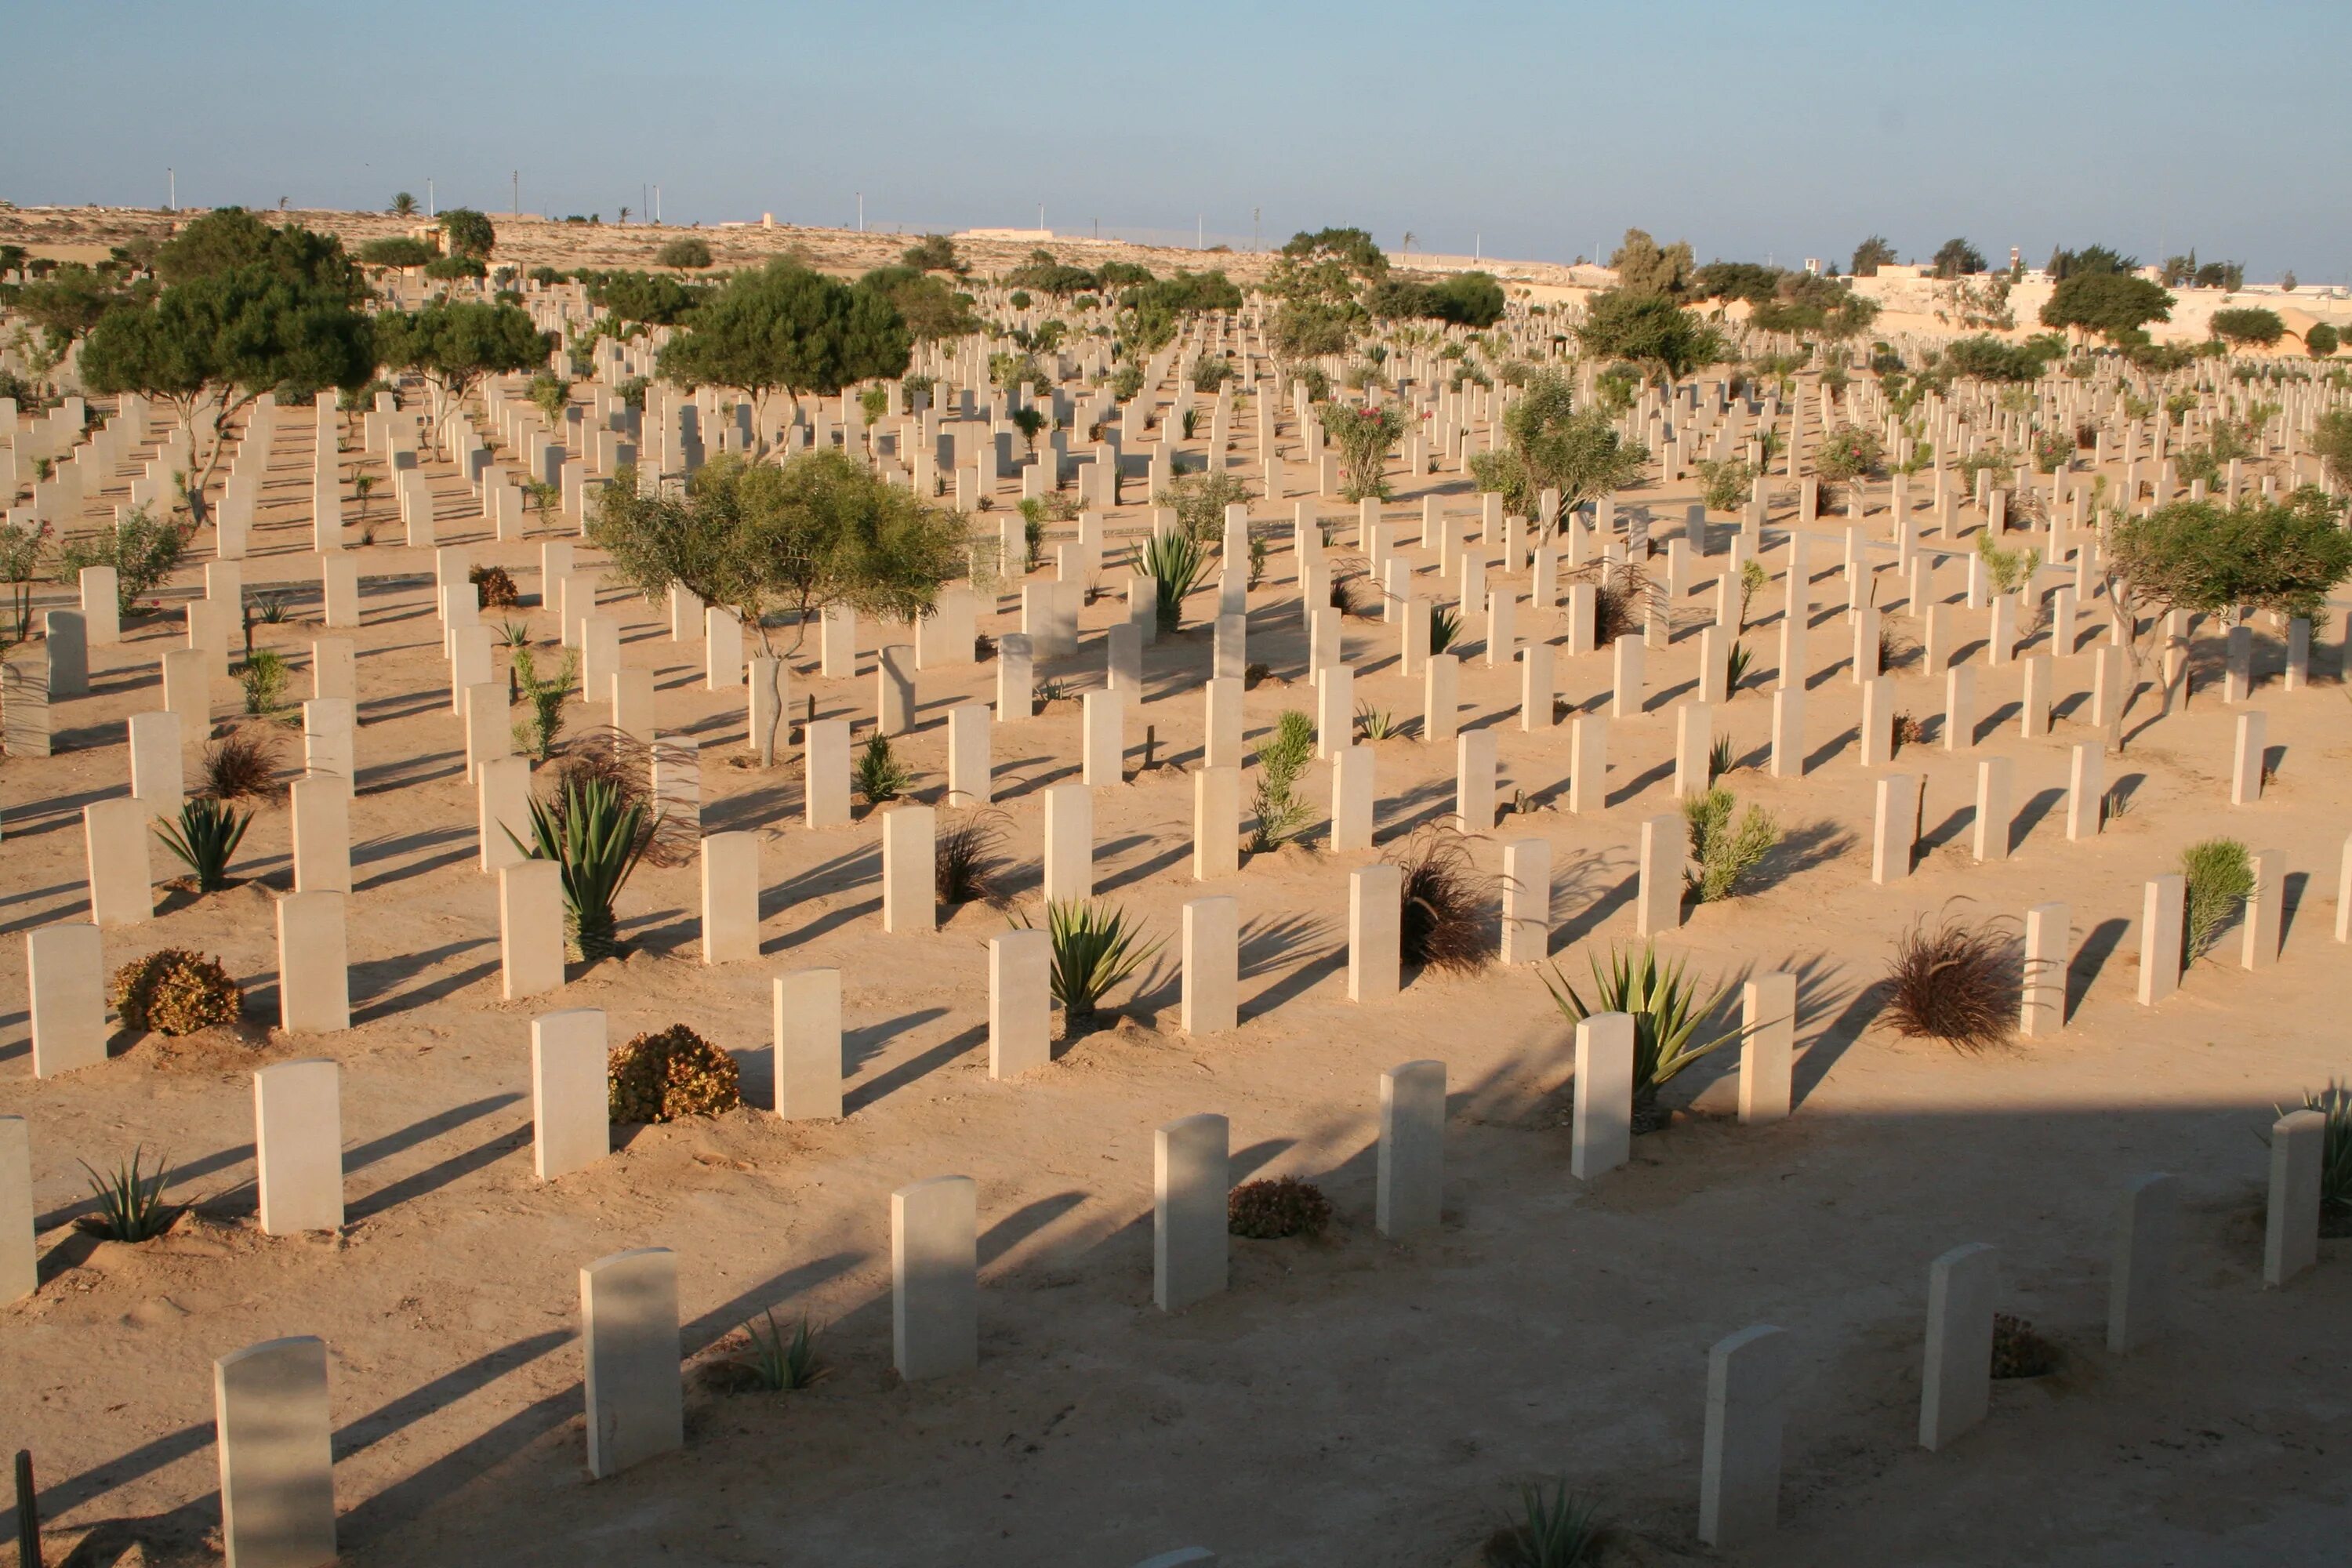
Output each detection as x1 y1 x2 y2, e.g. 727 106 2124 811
1369 270 1506 328
1607 229 1693 298
374 300 550 436
1116 270 1241 357
656 257 911 431
900 234 962 274
154 207 364 302
359 236 437 270
1468 368 1647 519
440 209 496 258
80 258 374 525
1849 235 1897 277
855 265 978 342
1575 291 1723 383
2039 272 2173 341
2208 307 2285 348
2 262 149 354
580 269 708 326
1931 238 1987 278
588 452 967 759
2045 245 2136 281
1003 251 1098 296
657 237 714 270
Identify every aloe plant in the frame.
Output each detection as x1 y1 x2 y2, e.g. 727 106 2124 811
1017 898 1162 1018
154 797 253 891
1543 942 1741 1105
78 1147 176 1242
512 775 653 960
733 1310 828 1392
1139 528 1213 635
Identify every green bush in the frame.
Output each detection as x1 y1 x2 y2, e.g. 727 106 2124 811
1227 1177 1332 1239
55 506 183 614
1247 710 1316 851
2180 838 2252 960
1682 786 1779 902
608 1024 741 1123
657 237 713 270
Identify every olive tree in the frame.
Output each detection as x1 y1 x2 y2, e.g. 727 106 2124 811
373 300 551 444
2101 488 2352 746
588 452 967 762
657 258 911 447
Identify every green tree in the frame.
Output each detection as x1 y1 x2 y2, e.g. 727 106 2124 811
2209 307 2285 349
373 301 552 441
2045 245 2136 281
1576 291 1724 384
439 208 495 258
588 452 967 761
658 237 714 270
80 256 373 531
153 208 363 301
1004 250 1098 296
1850 235 1897 277
2103 488 2352 740
1468 368 1646 521
390 192 418 217
2040 272 2173 342
359 236 437 270
582 269 706 327
2307 323 2340 359
855 265 978 341
5 263 145 359
1931 238 1986 278
423 253 486 281
1607 228 1694 297
1322 401 1407 502
2311 410 2352 486
657 257 912 438
901 234 961 273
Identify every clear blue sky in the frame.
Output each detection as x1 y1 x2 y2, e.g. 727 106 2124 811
4 0 2346 282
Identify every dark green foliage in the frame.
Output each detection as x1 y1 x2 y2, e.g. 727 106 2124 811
1004 250 1098 296
1882 916 2016 1051
1991 1315 2060 1378
422 253 486 281
855 264 978 342
1575 290 1724 383
1467 368 1646 518
1607 228 1694 297
1485 1481 1609 1568
1226 1177 1332 1239
580 268 708 325
2040 272 2174 340
154 208 363 301
1247 711 1316 851
7 261 148 354
1370 270 1506 327
514 774 654 960
1932 238 1987 278
730 1310 828 1392
657 237 714 269
154 797 252 892
373 301 550 426
659 259 910 423
78 1149 177 1242
901 234 961 273
54 506 182 612
359 236 437 270
1849 235 1897 277
2045 244 2136 281
439 208 496 258
1942 333 2059 383
2180 838 2253 960
1138 525 1214 636
852 733 912 804
2209 307 2285 348
2111 489 2352 627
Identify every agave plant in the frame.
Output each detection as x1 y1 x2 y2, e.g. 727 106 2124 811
733 1310 828 1392
1490 1479 1610 1568
154 797 253 892
1139 528 1214 636
1542 942 1740 1108
1017 898 1163 1020
512 775 654 960
1429 603 1462 655
78 1147 177 1242
2278 1081 2352 1218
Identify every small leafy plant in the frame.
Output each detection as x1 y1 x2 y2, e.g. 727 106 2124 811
731 1310 828 1392
2180 837 2252 960
1484 1480 1610 1568
1429 603 1461 655
510 644 576 760
238 648 289 715
1248 710 1317 851
1355 703 1401 741
514 774 653 960
1139 527 1213 635
853 731 913 804
110 949 244 1035
1682 786 1780 902
1227 1176 1333 1239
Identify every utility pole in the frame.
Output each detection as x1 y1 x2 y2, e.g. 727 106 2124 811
512 171 519 217
655 184 662 223
426 177 435 219
1253 206 1261 252
1197 214 1203 249
1037 201 1045 234
857 192 864 232
166 167 175 212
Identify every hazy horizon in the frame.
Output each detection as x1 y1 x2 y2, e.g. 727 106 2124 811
3 0 2345 284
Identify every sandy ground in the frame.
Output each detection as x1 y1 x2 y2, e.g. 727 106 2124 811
2 382 2350 1567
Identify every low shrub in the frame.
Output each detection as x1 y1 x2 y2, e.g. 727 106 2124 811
1018 898 1161 1021
853 732 913 804
1484 1480 1609 1568
154 797 253 892
1682 786 1780 902
1227 1176 1332 1239
1387 827 1491 974
935 808 1007 905
1247 710 1316 851
608 1024 742 1123
201 728 283 800
2180 838 2252 960
728 1310 827 1392
1543 942 1738 1106
1991 1313 2059 1378
470 563 521 608
1882 915 2016 1051
110 949 243 1035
